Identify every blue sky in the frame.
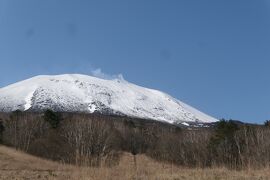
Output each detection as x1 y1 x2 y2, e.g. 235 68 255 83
0 0 270 123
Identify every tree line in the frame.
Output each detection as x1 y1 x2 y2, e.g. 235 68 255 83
0 110 270 169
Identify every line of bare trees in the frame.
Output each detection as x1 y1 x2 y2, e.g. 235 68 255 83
0 111 270 170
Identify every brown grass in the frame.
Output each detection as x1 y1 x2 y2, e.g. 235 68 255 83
1 145 270 180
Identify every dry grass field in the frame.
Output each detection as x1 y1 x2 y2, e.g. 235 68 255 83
1 145 270 180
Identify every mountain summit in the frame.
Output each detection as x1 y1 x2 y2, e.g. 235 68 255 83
0 74 217 124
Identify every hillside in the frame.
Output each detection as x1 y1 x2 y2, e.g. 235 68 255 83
0 145 71 179
0 74 217 125
0 145 270 180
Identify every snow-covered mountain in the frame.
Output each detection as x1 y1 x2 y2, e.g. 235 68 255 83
0 74 218 124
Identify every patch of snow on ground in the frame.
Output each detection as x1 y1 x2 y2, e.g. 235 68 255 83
24 89 36 110
181 122 190 126
88 104 97 113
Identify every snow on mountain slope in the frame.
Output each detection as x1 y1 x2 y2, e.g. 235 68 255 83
0 74 218 124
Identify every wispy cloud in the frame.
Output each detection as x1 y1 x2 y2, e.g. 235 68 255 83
91 68 125 81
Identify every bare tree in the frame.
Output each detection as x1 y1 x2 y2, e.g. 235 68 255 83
60 115 120 166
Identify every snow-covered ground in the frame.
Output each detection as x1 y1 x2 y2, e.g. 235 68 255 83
0 74 218 124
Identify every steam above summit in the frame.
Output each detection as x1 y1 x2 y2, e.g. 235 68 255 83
0 74 217 124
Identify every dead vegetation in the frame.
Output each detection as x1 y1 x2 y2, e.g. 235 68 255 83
1 145 270 180
1 112 270 179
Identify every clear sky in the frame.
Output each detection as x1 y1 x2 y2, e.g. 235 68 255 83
0 0 269 123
